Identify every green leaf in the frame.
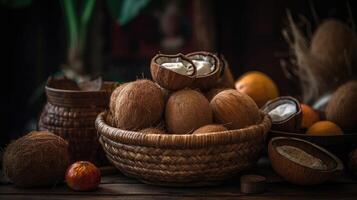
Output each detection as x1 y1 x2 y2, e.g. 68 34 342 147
1 0 32 8
60 0 79 49
107 0 150 25
79 0 96 48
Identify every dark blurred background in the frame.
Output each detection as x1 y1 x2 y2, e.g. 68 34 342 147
1 0 356 147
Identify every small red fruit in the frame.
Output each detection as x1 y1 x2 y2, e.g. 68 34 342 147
65 161 101 191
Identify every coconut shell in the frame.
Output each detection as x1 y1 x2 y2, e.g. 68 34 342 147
261 96 302 132
113 79 165 130
155 83 171 103
3 131 69 188
214 55 235 88
165 89 213 134
186 51 222 91
193 124 228 134
210 89 261 129
325 81 357 131
151 53 196 90
311 19 356 80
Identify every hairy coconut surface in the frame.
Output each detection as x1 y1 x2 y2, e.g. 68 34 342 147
109 83 128 113
325 81 357 130
311 19 356 79
192 124 228 134
210 89 260 129
3 131 69 188
113 79 165 130
283 13 356 103
105 112 116 127
140 127 166 134
165 89 213 134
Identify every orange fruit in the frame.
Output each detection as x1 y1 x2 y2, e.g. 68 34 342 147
300 104 320 129
235 71 279 107
306 121 343 136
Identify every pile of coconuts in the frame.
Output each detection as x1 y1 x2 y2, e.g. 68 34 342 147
283 12 357 104
108 52 262 135
283 12 357 132
2 131 69 188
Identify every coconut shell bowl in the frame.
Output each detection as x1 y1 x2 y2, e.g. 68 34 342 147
263 96 357 160
268 137 343 185
268 130 357 160
95 111 271 186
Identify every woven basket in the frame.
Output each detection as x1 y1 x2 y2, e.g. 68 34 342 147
95 111 271 186
39 78 118 165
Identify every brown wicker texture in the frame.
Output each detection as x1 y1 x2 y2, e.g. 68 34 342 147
39 79 118 165
95 111 271 186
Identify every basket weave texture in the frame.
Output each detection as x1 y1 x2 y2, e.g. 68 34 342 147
39 79 118 165
95 111 271 186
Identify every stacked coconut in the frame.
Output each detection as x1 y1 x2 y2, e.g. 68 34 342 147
284 13 357 132
107 52 261 135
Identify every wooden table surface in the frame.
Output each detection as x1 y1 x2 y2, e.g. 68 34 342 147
1 158 357 200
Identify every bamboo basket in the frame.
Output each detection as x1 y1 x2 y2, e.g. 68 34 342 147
95 111 271 186
38 77 118 165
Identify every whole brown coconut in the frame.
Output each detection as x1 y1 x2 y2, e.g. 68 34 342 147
325 81 357 130
3 131 69 188
310 19 356 82
109 83 128 113
165 89 213 134
114 79 165 130
105 112 116 127
210 89 261 129
193 124 228 134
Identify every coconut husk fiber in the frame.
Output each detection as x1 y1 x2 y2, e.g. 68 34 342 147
2 131 69 188
282 11 356 104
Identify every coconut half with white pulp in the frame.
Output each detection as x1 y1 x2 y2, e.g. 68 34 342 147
151 53 196 90
186 51 221 91
262 96 302 132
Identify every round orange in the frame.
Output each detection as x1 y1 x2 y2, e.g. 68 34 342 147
300 104 320 129
235 71 279 107
306 121 343 136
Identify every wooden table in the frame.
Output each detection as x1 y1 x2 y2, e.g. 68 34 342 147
1 158 357 200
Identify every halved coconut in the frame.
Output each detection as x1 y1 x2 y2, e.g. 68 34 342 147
262 96 302 132
151 53 196 90
186 51 221 91
215 55 235 89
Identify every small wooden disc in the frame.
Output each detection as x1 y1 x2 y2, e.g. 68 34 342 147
240 174 266 194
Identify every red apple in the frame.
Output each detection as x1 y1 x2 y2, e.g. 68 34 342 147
65 161 101 191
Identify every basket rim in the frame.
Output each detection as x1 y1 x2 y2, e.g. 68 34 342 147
45 81 116 94
95 111 271 148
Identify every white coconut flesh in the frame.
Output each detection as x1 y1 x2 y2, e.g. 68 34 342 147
157 57 194 76
190 55 216 76
268 102 297 123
